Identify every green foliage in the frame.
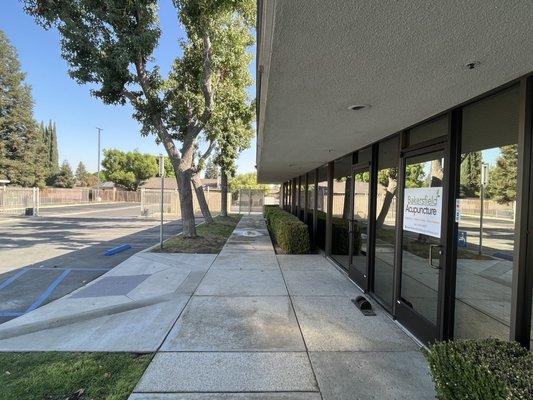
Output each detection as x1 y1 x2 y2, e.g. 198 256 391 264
229 172 270 194
264 207 310 254
204 157 219 179
163 156 175 177
40 120 59 184
24 0 256 235
75 161 89 186
424 338 533 400
487 145 517 204
102 149 158 191
0 30 46 188
52 160 76 188
0 352 152 400
460 151 481 197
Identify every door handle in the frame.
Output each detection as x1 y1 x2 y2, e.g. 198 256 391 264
428 244 442 269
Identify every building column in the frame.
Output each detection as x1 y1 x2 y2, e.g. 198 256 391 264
511 75 533 348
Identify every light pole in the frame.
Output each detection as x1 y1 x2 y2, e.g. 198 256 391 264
96 127 102 201
159 154 165 249
479 163 489 255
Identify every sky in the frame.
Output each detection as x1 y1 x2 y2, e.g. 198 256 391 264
0 0 257 175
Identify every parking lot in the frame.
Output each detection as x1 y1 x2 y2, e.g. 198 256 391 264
0 203 191 324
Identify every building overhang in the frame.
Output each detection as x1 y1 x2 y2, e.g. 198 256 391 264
256 1 533 183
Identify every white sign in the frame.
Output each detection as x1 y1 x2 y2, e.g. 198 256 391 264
403 187 443 238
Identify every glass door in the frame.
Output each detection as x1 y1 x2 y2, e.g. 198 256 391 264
349 165 370 289
395 146 447 343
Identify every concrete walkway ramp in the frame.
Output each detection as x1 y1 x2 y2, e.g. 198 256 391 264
0 252 216 352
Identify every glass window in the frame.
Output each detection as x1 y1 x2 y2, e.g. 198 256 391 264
331 155 353 270
409 116 448 145
373 135 400 309
454 85 519 340
306 171 315 238
316 165 328 251
299 176 305 221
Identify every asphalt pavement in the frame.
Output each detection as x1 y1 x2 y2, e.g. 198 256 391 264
0 203 196 324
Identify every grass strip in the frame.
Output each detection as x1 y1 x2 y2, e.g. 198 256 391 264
0 352 153 400
156 214 242 254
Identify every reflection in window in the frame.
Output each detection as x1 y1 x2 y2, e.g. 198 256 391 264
455 85 519 340
373 136 399 309
316 165 328 251
299 176 305 221
306 172 315 242
400 151 444 325
331 155 352 270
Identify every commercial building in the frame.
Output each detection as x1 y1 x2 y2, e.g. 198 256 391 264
256 1 533 346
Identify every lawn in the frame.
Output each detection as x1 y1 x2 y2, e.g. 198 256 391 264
156 214 242 253
0 352 152 400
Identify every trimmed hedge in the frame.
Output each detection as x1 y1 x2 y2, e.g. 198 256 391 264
424 338 533 400
264 206 310 254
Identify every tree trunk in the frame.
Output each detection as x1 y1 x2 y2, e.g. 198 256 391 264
176 169 196 237
221 170 228 217
376 185 397 230
192 173 214 224
342 177 352 219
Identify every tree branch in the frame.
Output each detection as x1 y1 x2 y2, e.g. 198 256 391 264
190 33 213 136
191 139 217 174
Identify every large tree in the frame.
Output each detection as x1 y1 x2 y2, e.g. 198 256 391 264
24 0 254 237
53 160 76 188
102 149 158 190
0 30 46 187
460 151 481 197
204 157 218 179
487 145 517 204
75 161 89 186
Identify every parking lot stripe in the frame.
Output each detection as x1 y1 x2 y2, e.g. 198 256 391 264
26 269 71 313
0 269 28 291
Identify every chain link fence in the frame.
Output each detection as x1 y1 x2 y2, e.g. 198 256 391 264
0 187 40 216
0 187 141 216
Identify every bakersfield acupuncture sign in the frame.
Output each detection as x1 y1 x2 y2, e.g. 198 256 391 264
403 187 443 238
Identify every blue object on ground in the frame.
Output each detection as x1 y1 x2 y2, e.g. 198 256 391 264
104 244 132 256
26 269 71 313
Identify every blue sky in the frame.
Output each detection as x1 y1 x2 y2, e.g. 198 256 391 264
0 0 257 174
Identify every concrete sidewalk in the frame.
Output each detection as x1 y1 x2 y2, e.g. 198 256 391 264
0 214 436 399
131 215 436 400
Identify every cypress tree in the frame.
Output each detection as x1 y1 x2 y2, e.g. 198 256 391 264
460 151 481 197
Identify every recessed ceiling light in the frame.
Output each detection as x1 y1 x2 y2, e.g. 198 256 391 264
348 104 370 111
466 61 481 70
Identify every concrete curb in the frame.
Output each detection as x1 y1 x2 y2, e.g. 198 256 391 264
0 292 176 342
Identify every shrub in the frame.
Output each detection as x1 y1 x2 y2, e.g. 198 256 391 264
423 338 533 400
264 206 310 254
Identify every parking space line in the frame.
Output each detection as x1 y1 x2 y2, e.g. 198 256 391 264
26 269 71 313
0 269 28 291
